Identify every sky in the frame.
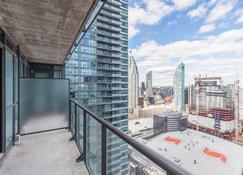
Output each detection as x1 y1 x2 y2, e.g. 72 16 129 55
128 0 243 87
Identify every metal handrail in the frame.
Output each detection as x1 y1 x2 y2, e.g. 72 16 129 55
70 99 192 175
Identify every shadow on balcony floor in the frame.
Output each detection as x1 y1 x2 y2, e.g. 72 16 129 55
0 130 88 175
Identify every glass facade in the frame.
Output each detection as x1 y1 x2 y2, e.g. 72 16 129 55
66 0 129 174
146 71 153 97
173 63 185 112
0 29 30 152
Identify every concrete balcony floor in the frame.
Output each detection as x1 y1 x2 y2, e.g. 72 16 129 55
0 130 88 175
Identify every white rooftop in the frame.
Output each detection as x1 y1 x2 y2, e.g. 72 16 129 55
145 129 243 175
128 118 153 135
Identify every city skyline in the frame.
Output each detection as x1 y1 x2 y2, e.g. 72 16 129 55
128 0 243 87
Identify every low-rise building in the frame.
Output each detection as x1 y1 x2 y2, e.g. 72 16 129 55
130 129 243 175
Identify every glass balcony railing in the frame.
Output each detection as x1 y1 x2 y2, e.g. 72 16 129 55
70 99 192 175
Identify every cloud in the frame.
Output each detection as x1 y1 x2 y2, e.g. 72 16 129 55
128 0 198 38
172 0 197 10
129 0 172 38
187 4 207 19
134 29 243 62
199 23 216 33
235 9 243 24
206 0 236 23
129 25 140 39
196 0 237 35
132 29 243 86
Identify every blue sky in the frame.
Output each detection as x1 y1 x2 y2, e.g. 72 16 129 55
128 0 243 86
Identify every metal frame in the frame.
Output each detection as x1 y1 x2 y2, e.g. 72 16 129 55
0 39 5 155
21 127 68 136
0 28 31 164
101 124 106 175
13 51 17 145
0 29 19 159
17 46 20 135
70 99 192 175
83 110 87 161
5 47 17 151
1 33 7 153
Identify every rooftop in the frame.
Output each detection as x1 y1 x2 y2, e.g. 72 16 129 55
145 129 243 175
129 117 153 135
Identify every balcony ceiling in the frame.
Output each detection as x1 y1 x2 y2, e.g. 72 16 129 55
0 0 98 64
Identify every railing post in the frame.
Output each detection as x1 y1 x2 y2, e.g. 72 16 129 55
68 100 71 131
69 103 76 141
75 104 84 162
101 124 106 175
83 110 87 161
74 104 77 140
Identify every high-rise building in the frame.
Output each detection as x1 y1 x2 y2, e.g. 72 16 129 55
140 81 146 96
0 2 194 175
188 76 237 135
128 51 139 117
66 0 129 174
146 71 153 97
173 63 185 112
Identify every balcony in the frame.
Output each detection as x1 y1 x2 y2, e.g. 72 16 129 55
0 84 191 175
100 9 121 19
96 36 121 45
97 22 122 32
0 0 191 175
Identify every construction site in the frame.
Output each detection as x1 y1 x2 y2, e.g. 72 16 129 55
188 76 242 143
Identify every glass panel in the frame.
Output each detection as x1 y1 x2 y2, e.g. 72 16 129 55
71 102 75 135
5 50 14 147
34 72 49 78
5 51 13 106
19 62 23 77
86 114 101 175
106 129 129 175
53 71 61 78
6 108 13 147
14 105 18 135
19 79 69 134
130 147 167 175
76 107 83 152
14 57 18 134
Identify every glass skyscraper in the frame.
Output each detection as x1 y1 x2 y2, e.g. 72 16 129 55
66 0 129 174
173 63 185 112
128 51 139 118
146 71 153 97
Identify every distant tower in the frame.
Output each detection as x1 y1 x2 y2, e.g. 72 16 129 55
141 82 146 96
146 71 153 97
128 51 139 117
173 63 185 112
